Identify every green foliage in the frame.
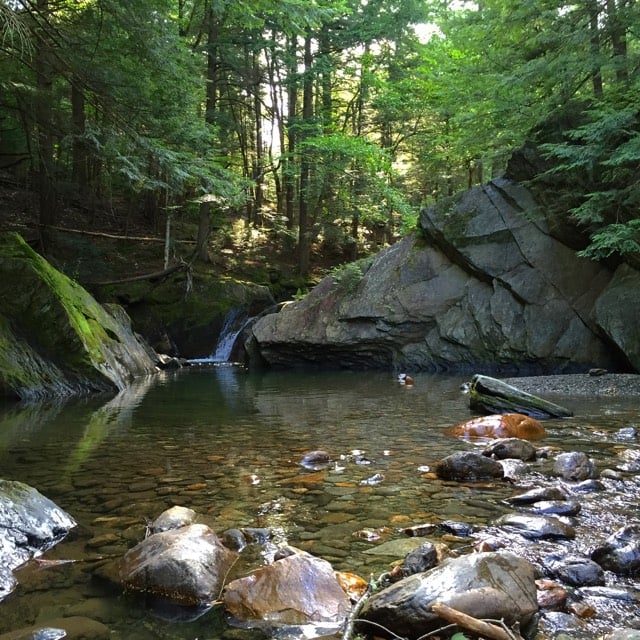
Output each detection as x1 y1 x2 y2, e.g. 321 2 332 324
329 258 373 292
578 220 640 260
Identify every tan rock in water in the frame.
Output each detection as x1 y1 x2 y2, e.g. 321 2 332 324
446 413 546 440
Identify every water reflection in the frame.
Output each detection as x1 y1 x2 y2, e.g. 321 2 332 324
0 368 638 639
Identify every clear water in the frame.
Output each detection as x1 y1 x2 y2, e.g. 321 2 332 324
0 367 639 639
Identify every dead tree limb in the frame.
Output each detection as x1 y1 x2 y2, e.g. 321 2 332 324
431 602 524 640
87 261 188 285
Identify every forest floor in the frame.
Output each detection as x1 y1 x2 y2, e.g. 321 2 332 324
0 178 334 295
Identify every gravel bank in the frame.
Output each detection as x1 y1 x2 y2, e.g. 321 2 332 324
501 373 640 397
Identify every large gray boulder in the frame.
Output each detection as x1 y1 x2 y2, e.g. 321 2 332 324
0 479 77 601
0 232 157 400
251 178 636 373
358 551 538 639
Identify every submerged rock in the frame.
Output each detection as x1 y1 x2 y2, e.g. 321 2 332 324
358 551 538 639
434 451 504 481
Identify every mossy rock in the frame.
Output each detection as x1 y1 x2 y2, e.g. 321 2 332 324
0 232 156 400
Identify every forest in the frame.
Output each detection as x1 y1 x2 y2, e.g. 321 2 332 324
1 0 639 278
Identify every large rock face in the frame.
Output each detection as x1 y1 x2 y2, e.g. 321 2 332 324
0 232 157 400
251 178 638 373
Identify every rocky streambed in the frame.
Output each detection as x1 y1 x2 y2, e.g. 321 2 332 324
0 370 639 640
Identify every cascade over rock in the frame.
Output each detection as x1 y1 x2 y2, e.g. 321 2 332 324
0 232 157 400
250 178 638 373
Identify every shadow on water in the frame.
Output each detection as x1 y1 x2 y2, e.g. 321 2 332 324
0 368 639 639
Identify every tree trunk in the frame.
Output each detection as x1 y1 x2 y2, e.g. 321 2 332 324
297 33 313 276
35 0 56 228
285 36 298 231
587 0 604 98
195 201 211 262
606 0 628 85
252 48 264 225
71 81 89 200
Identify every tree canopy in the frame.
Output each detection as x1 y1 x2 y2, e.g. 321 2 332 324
1 0 639 274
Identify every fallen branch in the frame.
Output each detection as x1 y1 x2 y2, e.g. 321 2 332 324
87 261 188 285
35 223 195 244
430 603 524 640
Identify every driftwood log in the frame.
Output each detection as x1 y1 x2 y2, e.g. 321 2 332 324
469 374 573 419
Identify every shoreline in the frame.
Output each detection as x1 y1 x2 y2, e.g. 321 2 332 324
501 373 640 397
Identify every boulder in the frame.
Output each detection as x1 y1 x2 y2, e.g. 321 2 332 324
119 523 238 606
593 264 640 372
250 178 632 373
482 437 538 460
0 479 77 601
358 551 538 639
223 548 350 627
151 506 197 534
496 513 576 540
591 525 640 575
434 451 505 481
0 232 156 400
553 451 597 481
447 413 546 441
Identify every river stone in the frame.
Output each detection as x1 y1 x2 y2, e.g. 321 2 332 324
223 548 350 626
0 617 111 640
151 506 197 533
448 413 546 441
358 551 538 639
363 537 433 558
543 553 605 587
507 485 569 504
300 450 332 471
119 523 238 605
0 479 77 601
591 525 640 575
387 541 439 582
434 451 504 481
483 437 537 460
605 630 640 640
528 500 581 516
553 451 597 480
496 513 576 540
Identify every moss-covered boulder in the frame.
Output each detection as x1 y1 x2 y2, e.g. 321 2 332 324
0 232 156 400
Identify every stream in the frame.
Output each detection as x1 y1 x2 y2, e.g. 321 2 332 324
0 366 639 639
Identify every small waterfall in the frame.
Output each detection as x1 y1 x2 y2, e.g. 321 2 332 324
196 307 251 364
